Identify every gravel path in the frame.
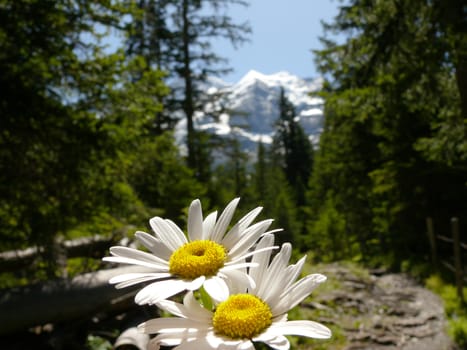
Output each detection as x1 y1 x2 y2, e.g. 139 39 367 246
306 263 458 350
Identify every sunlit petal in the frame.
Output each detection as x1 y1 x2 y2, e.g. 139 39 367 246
268 320 332 339
135 231 173 260
188 199 204 241
224 220 273 255
134 279 190 305
203 211 218 239
210 198 240 243
150 217 186 250
203 276 229 302
110 272 171 288
254 334 290 350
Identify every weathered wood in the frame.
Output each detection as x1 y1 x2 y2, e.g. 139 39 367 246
426 217 438 270
0 246 39 272
428 217 467 295
436 234 454 244
0 265 151 335
62 235 116 257
0 235 115 272
451 217 464 303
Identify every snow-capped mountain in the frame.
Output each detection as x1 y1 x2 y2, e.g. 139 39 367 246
175 70 324 158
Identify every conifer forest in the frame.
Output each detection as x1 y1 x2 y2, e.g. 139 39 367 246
0 1 466 349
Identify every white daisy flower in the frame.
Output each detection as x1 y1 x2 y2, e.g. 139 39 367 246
103 198 278 305
139 234 332 350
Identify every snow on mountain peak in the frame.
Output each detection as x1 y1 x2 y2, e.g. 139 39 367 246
234 70 309 93
176 70 324 159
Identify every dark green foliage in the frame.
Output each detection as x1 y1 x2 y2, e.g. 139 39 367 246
273 87 314 206
268 177 301 246
0 0 175 278
4 0 466 289
249 141 300 246
210 136 251 203
123 0 251 177
128 132 205 221
307 0 467 265
0 0 127 252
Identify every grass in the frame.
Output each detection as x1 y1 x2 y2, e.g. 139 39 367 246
425 274 467 348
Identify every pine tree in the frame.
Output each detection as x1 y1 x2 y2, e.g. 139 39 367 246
249 139 300 246
273 87 314 206
308 0 467 262
0 0 138 274
124 0 251 177
254 140 268 202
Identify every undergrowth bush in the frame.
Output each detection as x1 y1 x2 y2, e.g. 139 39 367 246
425 274 467 348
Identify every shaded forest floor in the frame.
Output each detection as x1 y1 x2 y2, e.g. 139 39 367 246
0 262 460 350
296 262 458 350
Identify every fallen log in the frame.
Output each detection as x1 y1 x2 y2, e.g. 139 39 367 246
0 265 151 336
0 235 116 272
0 246 39 272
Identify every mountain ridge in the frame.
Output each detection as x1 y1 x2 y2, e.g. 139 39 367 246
175 70 324 158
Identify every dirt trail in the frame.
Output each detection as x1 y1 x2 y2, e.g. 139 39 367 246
307 263 458 350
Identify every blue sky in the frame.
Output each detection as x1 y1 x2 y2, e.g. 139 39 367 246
211 0 342 83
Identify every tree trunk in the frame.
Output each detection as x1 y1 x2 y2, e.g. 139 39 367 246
0 235 115 272
0 265 150 335
182 0 196 172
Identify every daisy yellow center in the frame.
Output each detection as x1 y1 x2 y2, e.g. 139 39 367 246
212 294 272 339
168 240 226 279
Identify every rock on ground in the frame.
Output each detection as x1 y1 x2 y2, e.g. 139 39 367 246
306 263 458 350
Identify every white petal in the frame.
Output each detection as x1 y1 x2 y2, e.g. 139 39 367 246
155 300 189 319
260 244 292 302
104 246 169 269
135 231 173 260
152 330 211 348
139 317 208 334
187 275 206 290
203 332 245 349
226 245 278 265
147 337 163 350
109 272 169 284
272 314 288 323
282 255 306 290
248 234 275 292
203 211 218 239
253 334 290 350
135 279 191 305
174 337 220 350
268 320 332 339
221 207 263 249
265 258 306 307
236 340 255 350
203 276 229 302
221 262 258 271
149 334 182 348
156 294 212 322
109 272 171 288
102 256 165 271
150 217 186 250
225 220 273 257
210 198 240 243
266 243 292 277
108 246 169 265
165 219 189 244
237 206 263 230
188 199 204 241
273 274 327 315
183 291 214 320
219 269 254 294
255 243 291 300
